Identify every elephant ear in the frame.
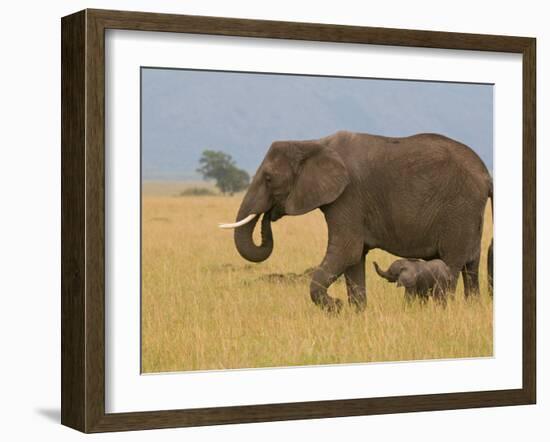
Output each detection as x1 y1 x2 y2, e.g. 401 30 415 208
397 268 417 289
285 142 350 215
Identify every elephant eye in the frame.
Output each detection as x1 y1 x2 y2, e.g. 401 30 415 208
264 174 272 184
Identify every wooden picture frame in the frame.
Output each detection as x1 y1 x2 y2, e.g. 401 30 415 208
61 8 536 433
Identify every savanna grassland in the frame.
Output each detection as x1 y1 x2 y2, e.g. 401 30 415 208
141 182 493 373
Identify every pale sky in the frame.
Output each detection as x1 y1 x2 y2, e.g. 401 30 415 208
141 68 493 179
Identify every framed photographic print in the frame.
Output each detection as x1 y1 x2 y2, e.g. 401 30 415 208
61 9 536 433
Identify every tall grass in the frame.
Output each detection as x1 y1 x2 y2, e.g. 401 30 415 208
141 193 493 373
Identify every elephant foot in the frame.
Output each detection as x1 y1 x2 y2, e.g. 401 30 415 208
325 298 343 315
434 297 448 308
405 292 428 305
312 293 343 314
432 289 448 306
349 297 366 313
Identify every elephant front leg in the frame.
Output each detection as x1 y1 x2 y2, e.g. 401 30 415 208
404 288 417 304
431 285 448 306
344 255 366 312
310 257 349 314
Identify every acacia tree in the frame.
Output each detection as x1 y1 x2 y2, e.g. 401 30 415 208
196 150 250 195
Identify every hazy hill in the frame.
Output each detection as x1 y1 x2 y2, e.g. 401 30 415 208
141 69 493 180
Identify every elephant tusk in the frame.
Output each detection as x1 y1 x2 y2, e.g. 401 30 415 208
218 214 257 229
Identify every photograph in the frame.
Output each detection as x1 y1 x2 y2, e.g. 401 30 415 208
140 68 494 374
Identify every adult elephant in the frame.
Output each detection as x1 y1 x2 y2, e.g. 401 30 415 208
219 131 493 313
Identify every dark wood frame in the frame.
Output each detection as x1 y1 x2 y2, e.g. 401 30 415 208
61 8 536 433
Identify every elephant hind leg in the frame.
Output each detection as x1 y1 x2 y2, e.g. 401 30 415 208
344 254 367 312
462 253 481 298
439 245 474 299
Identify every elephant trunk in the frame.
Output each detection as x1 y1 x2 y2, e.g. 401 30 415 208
233 208 273 263
373 261 395 282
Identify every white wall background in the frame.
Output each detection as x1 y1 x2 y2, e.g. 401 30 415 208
0 0 546 440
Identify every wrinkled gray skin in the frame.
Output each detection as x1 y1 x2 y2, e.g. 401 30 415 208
373 259 452 302
232 131 493 313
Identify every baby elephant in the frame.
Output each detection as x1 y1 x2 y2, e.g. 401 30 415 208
373 259 452 302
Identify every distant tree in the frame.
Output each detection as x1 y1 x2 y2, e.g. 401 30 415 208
196 150 250 195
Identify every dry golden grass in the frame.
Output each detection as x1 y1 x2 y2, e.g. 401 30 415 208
142 180 218 196
141 187 493 373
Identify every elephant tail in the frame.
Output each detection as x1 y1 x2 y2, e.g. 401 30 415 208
488 180 493 294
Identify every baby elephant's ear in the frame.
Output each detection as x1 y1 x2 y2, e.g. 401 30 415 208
397 269 417 289
285 142 350 215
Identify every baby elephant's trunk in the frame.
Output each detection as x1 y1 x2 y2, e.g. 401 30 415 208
373 261 395 282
